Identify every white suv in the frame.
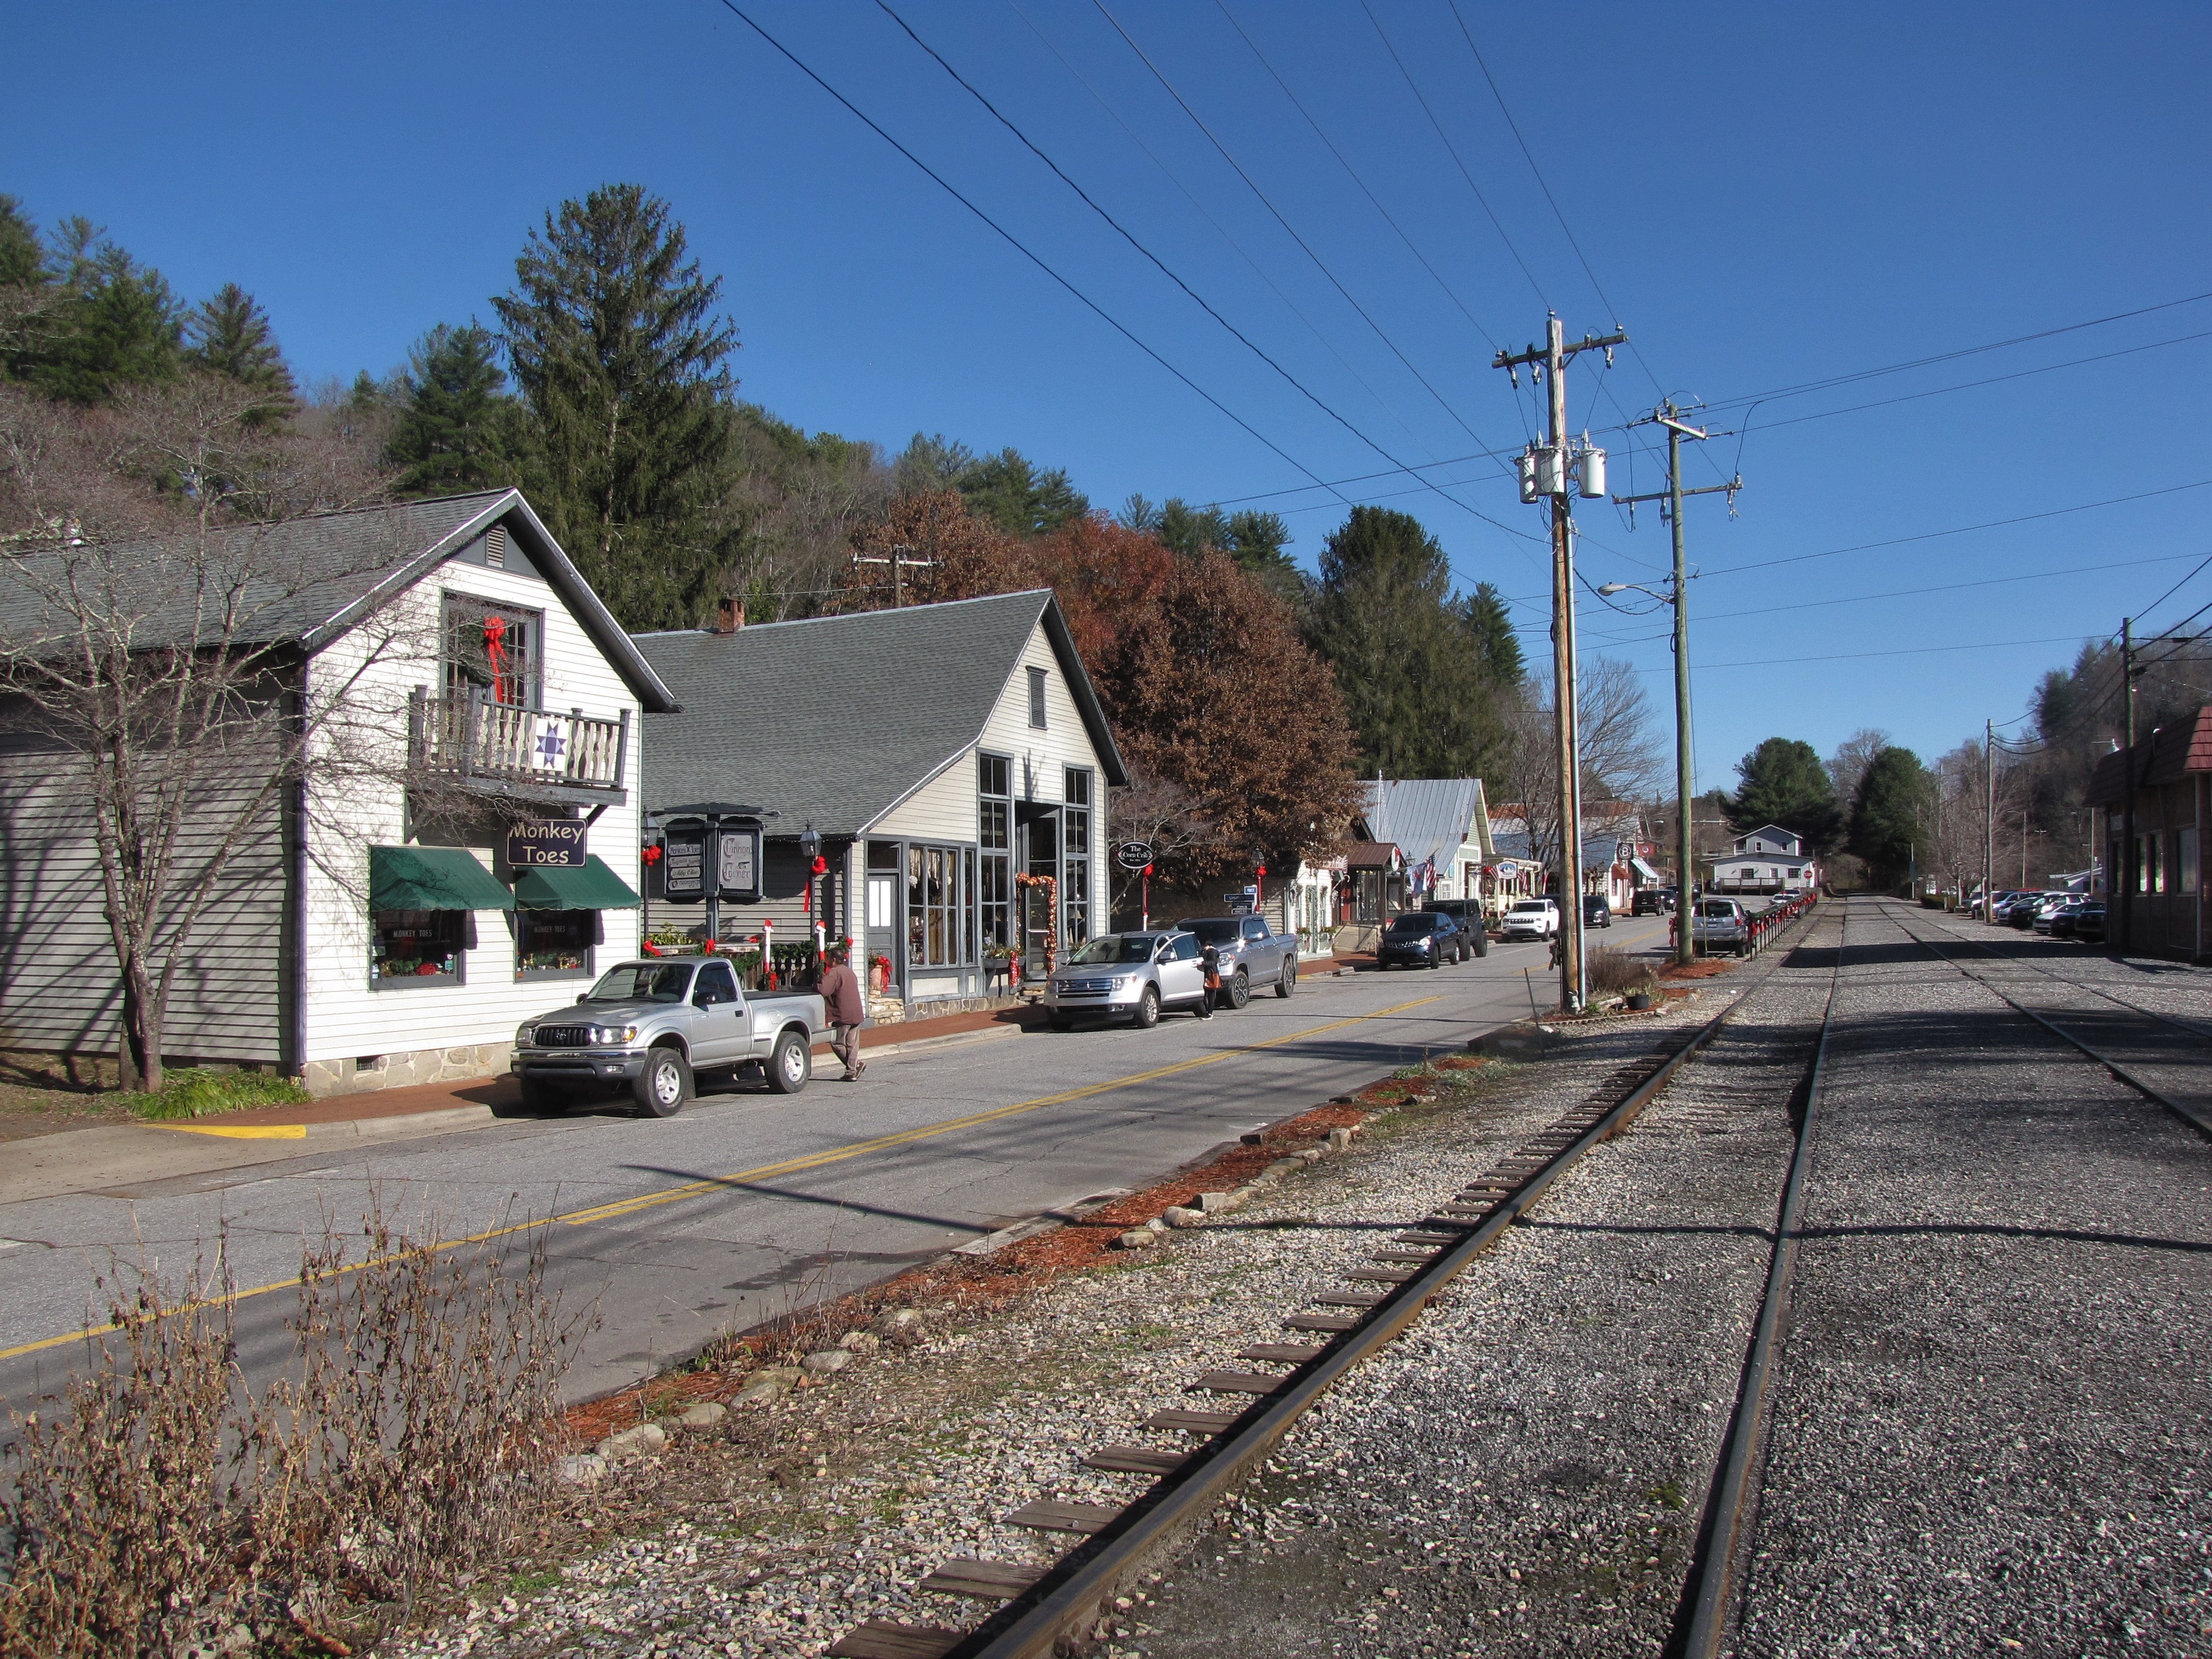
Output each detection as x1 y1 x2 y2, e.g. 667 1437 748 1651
1501 898 1561 940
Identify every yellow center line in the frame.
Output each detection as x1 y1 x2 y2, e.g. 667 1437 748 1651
0 994 1443 1365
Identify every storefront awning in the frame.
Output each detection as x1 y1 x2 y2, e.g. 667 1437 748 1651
1631 856 1661 883
370 845 514 911
511 854 642 911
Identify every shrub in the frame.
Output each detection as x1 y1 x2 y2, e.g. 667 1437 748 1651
126 1067 310 1121
1587 945 1657 999
0 1206 585 1656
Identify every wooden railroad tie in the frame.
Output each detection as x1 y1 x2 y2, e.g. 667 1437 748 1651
1344 1266 1417 1283
1083 1443 1190 1476
1007 1499 1122 1535
1237 1342 1326 1364
1188 1369 1289 1395
1284 1312 1360 1333
1313 1290 1389 1307
1147 1407 1241 1433
917 1558 1047 1600
826 1620 964 1658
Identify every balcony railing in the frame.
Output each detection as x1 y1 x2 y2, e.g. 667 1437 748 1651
409 686 630 797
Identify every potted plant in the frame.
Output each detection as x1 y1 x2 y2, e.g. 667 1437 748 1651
869 953 894 993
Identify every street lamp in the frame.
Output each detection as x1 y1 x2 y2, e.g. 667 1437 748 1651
1598 575 1697 964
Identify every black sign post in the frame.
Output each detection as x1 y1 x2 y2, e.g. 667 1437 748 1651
654 811 763 947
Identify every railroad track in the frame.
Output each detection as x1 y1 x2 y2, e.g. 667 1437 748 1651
822 901 1836 1659
1885 903 2212 1140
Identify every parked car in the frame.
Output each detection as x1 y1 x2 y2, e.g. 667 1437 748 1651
512 957 828 1117
1691 898 1751 957
1379 910 1462 968
2068 901 2108 942
2034 896 2088 935
1999 892 2049 927
1631 888 1667 916
2048 899 2102 940
1043 930 1208 1028
1583 894 1614 929
1419 897 1492 957
1501 898 1561 940
1173 913 1298 1007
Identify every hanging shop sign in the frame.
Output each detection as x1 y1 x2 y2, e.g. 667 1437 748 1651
662 819 708 901
1116 840 1153 871
505 819 586 867
716 825 762 901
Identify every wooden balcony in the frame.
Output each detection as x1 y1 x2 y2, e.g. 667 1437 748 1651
409 687 630 800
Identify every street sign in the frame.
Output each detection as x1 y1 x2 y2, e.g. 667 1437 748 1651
1117 841 1153 871
506 820 585 867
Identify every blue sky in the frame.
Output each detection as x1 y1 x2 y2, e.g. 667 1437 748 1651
8 1 2208 791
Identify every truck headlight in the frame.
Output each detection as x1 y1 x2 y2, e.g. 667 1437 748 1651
589 1025 637 1045
516 1025 535 1045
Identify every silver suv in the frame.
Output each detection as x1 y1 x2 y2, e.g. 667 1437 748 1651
1173 914 1298 1007
1044 931 1210 1028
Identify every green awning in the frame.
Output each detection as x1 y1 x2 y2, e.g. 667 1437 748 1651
510 854 642 911
369 845 515 912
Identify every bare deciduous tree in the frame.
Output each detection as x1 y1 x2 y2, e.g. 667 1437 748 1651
0 375 410 1090
1494 656 1663 874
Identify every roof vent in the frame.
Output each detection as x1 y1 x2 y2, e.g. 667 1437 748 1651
484 524 507 569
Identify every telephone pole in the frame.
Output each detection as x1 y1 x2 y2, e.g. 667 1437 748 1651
2120 616 2136 953
1983 719 1996 920
1496 315 1626 1013
1608 401 1738 965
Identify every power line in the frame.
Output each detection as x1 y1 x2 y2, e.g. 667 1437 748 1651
874 0 1551 562
1688 549 2212 626
2126 549 2212 631
1698 478 2212 578
1646 632 2105 674
711 0 1353 509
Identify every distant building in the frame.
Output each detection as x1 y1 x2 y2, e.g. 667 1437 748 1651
2086 706 2208 961
1709 825 1819 895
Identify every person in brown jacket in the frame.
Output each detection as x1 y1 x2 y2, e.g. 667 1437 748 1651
818 945 866 1080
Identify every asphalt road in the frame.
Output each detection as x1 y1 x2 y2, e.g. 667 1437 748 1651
0 918 1667 1409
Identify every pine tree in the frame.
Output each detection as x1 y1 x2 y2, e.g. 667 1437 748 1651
186 283 297 421
384 322 523 496
1456 581 1523 688
1848 746 1928 886
956 447 1088 536
492 183 738 630
1304 505 1509 780
1728 737 1842 851
27 218 183 403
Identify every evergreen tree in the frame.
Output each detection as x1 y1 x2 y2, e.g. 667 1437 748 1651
893 431 974 496
0 195 55 380
27 218 183 403
0 196 42 288
1456 581 1523 688
956 446 1088 536
384 321 524 496
493 183 738 630
1848 745 1929 886
1727 736 1843 851
1304 505 1509 779
186 283 297 421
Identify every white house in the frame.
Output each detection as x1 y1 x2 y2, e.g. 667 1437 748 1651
1710 824 1819 894
634 591 1128 1019
0 491 678 1096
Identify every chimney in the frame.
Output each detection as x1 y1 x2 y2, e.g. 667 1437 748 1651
714 595 745 634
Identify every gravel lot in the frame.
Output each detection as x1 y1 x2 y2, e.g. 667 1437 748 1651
381 985 1744 1659
1732 897 2212 1657
1124 913 1840 1659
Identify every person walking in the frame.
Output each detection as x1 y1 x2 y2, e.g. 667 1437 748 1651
819 944 866 1080
1196 942 1222 1019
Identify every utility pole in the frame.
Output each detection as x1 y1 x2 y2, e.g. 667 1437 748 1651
1983 719 1996 919
852 542 934 608
1496 316 1626 1013
1609 401 1739 965
2121 616 2136 953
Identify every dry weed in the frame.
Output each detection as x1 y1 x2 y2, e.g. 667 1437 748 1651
1587 945 1658 998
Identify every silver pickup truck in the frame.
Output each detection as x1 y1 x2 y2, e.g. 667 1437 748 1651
511 957 827 1118
1173 914 1298 1007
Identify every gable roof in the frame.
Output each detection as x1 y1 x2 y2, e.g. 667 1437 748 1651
634 590 1127 837
1358 778 1486 870
1733 823 1806 853
0 489 677 711
2086 706 2212 804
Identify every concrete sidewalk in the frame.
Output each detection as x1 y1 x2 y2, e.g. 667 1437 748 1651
0 1002 1048 1209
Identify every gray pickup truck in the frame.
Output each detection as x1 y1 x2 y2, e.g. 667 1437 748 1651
511 957 827 1117
1173 914 1298 1008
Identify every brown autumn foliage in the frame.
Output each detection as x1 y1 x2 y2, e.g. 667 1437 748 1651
839 493 1362 899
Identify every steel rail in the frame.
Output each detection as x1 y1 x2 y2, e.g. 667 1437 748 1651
1894 909 2212 1141
941 904 1826 1659
1932 910 2212 1043
1674 903 1846 1659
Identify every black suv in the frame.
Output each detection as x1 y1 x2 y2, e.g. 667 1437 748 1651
1378 910 1461 968
1631 888 1666 916
1419 898 1490 957
1583 894 1614 928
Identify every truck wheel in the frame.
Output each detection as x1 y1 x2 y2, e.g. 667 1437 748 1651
766 1028 811 1095
1275 959 1296 998
1473 928 1490 957
632 1046 691 1118
1131 986 1161 1028
1226 969 1250 1010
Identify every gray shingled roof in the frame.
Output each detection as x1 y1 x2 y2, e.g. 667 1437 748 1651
0 490 676 711
634 590 1127 837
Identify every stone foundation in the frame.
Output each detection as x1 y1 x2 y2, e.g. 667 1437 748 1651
300 1042 509 1099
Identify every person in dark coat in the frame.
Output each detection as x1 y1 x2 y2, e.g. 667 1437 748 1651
819 945 866 1079
1197 942 1222 1019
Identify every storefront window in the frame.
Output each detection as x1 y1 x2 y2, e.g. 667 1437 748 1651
372 911 465 985
515 910 597 979
979 753 1011 954
908 844 966 967
1063 767 1091 947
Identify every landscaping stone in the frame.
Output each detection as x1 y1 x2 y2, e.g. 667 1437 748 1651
1116 1228 1158 1250
553 1452 608 1486
676 1401 727 1430
801 1348 851 1375
595 1423 665 1463
731 1366 803 1405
